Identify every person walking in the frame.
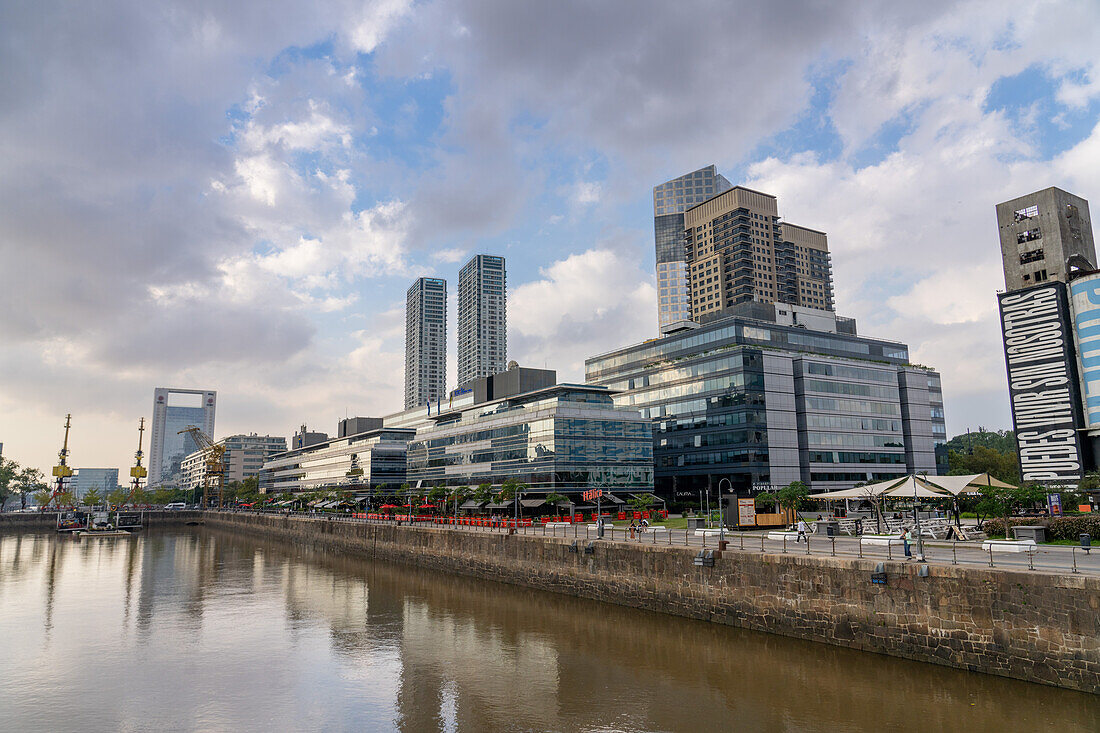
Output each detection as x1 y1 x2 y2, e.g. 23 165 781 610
796 519 808 543
629 519 637 540
902 527 913 559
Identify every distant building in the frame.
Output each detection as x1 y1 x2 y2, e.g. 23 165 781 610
70 468 119 498
458 254 507 386
148 387 216 487
263 428 416 495
292 425 328 449
338 417 383 438
585 309 945 497
405 277 448 410
996 187 1096 292
180 434 286 495
653 165 732 330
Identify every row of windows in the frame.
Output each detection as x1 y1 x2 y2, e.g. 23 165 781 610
618 372 765 408
811 472 906 483
659 449 769 467
803 378 900 400
805 415 902 432
658 428 767 450
806 432 904 448
809 451 906 464
805 397 901 416
804 361 897 384
656 409 767 432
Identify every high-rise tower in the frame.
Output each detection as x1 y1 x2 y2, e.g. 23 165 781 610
653 165 732 330
996 187 1096 292
148 387 216 487
457 254 507 386
682 186 834 321
404 277 448 409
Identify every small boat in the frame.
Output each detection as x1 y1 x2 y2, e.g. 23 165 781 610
74 529 131 538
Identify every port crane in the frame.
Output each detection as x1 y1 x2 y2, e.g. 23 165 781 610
46 414 75 508
177 426 224 508
127 418 147 504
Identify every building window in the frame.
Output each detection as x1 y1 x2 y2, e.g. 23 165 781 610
1013 205 1039 221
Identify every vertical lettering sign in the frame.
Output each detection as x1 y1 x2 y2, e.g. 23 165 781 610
1068 273 1100 428
998 284 1085 482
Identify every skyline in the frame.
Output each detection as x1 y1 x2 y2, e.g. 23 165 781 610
6 1 1100 472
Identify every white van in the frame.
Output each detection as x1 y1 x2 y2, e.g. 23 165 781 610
164 502 186 510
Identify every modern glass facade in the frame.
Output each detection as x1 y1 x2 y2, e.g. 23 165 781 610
70 468 119 498
654 165 732 329
406 385 653 494
262 429 416 495
585 316 946 497
148 388 216 488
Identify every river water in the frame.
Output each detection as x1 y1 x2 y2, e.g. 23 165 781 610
0 529 1096 732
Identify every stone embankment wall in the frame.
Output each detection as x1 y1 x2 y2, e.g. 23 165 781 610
206 513 1099 693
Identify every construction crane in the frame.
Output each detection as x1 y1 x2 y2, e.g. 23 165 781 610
177 426 224 508
47 414 75 508
127 418 147 504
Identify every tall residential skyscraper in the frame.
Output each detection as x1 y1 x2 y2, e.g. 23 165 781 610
405 277 447 409
682 186 834 321
996 187 1096 292
457 254 507 386
148 387 216 487
653 165 732 330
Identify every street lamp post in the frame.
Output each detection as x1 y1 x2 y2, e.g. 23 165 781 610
718 478 732 546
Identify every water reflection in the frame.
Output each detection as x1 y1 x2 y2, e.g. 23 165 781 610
0 530 1096 732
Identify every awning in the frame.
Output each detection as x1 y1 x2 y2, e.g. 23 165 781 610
520 498 546 508
602 493 625 504
922 473 1016 495
460 500 485 509
485 499 514 509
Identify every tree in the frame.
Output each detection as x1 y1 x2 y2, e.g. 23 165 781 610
33 489 52 507
14 467 46 510
775 481 809 522
943 428 1016 456
107 488 128 507
472 483 493 504
948 445 1020 485
0 457 16 511
977 483 1047 538
628 493 656 514
754 492 776 512
83 488 103 507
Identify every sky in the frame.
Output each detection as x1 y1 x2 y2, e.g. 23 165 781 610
4 0 1100 474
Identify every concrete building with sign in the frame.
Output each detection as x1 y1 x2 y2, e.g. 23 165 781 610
995 187 1100 485
585 307 945 498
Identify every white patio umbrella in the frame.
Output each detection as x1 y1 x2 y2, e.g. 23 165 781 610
921 473 1016 495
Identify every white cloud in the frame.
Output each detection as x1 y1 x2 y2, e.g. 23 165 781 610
348 0 413 54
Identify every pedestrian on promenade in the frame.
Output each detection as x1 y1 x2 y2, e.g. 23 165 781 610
629 519 637 540
796 519 808 543
855 517 863 535
902 528 912 559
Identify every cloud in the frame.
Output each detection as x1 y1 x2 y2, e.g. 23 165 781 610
510 249 656 378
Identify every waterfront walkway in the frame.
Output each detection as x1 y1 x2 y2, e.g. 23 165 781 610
216 510 1100 577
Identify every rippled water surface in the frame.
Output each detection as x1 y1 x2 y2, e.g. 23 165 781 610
0 529 1096 732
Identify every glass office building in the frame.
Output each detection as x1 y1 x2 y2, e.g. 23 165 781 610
406 385 653 495
585 315 946 497
458 254 507 386
263 428 417 495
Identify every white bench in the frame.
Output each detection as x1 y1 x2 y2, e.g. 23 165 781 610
767 531 801 541
694 529 731 536
859 535 905 547
640 526 668 532
544 522 571 528
982 539 1037 553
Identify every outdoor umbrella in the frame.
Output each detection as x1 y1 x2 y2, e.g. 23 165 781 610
921 473 1016 495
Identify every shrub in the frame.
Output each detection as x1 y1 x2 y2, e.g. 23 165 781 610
984 515 1100 540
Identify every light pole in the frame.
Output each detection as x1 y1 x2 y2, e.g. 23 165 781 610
718 478 732 545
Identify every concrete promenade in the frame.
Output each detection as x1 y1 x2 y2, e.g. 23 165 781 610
228 509 1100 577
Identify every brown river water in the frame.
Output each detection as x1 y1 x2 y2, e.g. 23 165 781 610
0 529 1096 732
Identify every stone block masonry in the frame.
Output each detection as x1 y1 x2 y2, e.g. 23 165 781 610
204 513 1099 693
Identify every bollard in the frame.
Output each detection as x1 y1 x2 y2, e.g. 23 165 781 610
761 534 765 553
988 545 995 568
830 536 835 557
782 535 787 554
1028 545 1034 571
703 531 707 549
1072 547 1079 573
805 535 811 555
887 542 892 561
952 541 957 565
858 538 863 559
740 533 745 551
